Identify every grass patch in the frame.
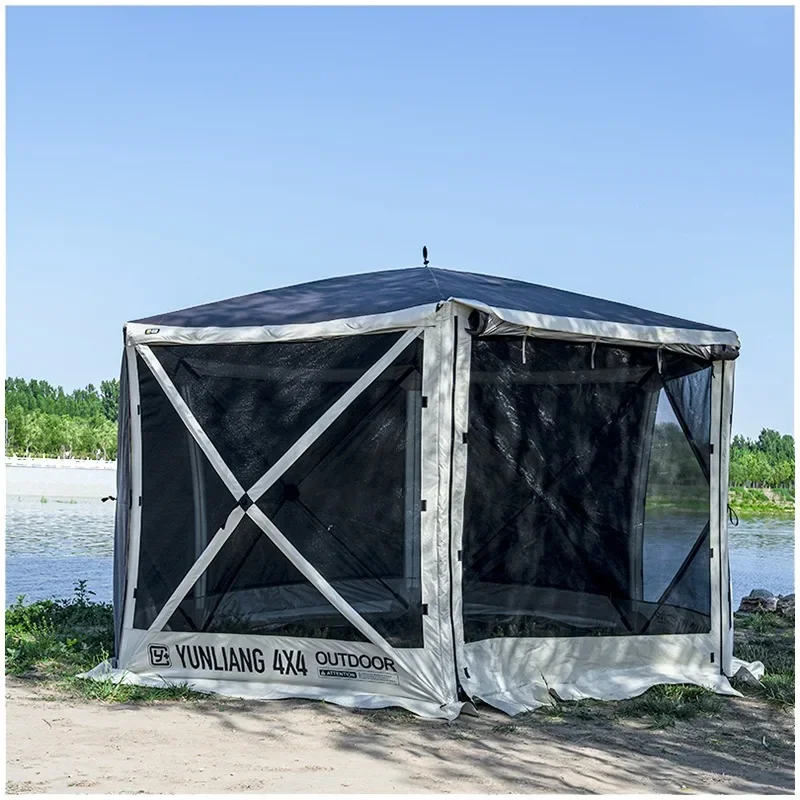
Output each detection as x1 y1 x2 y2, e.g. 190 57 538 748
760 674 795 709
733 611 794 709
613 684 723 728
535 699 607 722
7 586 794 718
735 611 790 634
491 722 519 734
6 581 113 678
5 582 204 704
72 676 203 703
769 486 796 502
527 687 723 729
446 727 474 740
356 706 416 723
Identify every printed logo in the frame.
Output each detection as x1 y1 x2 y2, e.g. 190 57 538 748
148 644 171 668
145 643 398 685
272 649 308 676
314 651 399 684
174 644 266 673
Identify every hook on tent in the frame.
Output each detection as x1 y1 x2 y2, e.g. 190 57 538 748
422 246 429 266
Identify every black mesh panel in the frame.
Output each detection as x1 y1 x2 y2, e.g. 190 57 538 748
662 367 713 479
256 339 424 648
462 337 711 641
640 384 711 633
135 333 423 648
151 334 403 489
164 515 369 640
135 353 238 630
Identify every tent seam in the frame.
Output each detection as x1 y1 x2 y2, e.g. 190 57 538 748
425 265 446 302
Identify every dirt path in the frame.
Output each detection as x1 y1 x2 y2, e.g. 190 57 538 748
6 680 794 794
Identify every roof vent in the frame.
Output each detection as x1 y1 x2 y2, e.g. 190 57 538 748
467 309 489 336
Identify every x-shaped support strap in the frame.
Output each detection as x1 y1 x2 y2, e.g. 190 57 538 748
130 329 424 671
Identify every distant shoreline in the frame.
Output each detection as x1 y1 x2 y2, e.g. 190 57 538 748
728 487 795 518
5 458 116 499
5 455 116 470
4 457 794 518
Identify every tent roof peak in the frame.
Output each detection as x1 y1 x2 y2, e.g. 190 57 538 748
132 264 735 340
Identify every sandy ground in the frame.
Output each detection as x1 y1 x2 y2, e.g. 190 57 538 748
6 679 794 794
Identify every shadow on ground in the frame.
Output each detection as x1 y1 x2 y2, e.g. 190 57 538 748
146 690 794 793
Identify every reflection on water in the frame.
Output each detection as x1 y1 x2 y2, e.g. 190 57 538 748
4 495 795 609
6 496 115 557
729 516 795 602
642 513 709 603
6 496 115 605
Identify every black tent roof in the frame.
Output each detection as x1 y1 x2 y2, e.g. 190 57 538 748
135 266 730 333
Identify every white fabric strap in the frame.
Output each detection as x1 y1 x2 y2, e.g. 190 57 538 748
138 507 245 648
136 344 245 500
244 505 440 696
245 505 395 653
247 327 422 501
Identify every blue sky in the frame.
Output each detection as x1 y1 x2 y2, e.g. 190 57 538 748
7 6 793 437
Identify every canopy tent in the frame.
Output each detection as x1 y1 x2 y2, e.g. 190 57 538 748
87 266 743 719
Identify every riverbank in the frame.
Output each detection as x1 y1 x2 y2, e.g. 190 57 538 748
5 458 116 501
729 487 795 517
4 592 795 793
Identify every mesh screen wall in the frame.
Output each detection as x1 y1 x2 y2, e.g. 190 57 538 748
134 334 424 648
134 351 242 630
461 336 712 641
164 515 371 641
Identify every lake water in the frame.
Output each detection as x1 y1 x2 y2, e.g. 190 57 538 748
4 496 795 608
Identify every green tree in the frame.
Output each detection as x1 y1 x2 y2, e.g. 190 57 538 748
729 428 794 488
100 379 120 422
